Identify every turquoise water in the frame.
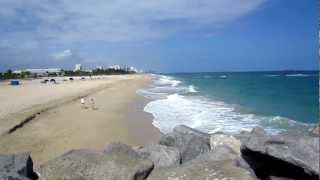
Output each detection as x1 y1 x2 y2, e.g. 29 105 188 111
171 71 319 123
139 71 319 134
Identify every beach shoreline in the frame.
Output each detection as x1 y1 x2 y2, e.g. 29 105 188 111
126 93 163 146
0 74 161 166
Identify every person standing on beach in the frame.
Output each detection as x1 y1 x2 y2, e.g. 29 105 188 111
81 98 86 109
90 98 96 110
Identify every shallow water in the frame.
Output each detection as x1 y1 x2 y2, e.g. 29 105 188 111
138 71 318 134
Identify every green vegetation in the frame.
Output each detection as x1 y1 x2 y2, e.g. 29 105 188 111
0 68 136 80
0 70 17 80
64 68 135 77
92 68 135 75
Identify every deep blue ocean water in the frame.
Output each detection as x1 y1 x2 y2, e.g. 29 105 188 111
139 71 319 134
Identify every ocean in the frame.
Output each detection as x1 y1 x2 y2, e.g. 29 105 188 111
138 71 319 134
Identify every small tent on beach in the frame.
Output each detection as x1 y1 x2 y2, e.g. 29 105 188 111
10 80 20 85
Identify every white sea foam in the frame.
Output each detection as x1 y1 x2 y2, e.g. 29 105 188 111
188 85 198 93
140 75 312 134
285 74 309 77
264 74 280 77
156 75 181 87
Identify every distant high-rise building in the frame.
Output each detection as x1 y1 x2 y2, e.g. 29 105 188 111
96 66 103 70
129 66 138 72
74 64 82 72
108 65 121 70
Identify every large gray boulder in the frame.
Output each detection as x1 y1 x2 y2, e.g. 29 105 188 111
136 143 181 168
210 134 242 155
241 127 320 180
0 152 37 180
148 145 257 180
310 123 320 137
159 125 210 163
40 144 154 180
104 142 141 158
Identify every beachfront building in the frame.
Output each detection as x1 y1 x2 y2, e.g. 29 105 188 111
108 65 121 70
74 64 83 72
129 66 138 73
107 65 142 73
96 66 103 70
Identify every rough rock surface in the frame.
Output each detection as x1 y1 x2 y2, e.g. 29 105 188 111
0 152 37 180
159 125 210 162
210 134 241 155
148 146 257 180
40 145 154 180
310 123 320 136
241 127 320 180
104 142 141 158
136 143 181 168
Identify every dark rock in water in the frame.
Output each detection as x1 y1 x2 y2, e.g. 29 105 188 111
0 152 37 180
310 123 320 136
40 146 154 180
148 145 258 180
241 127 320 180
136 143 181 168
159 125 210 163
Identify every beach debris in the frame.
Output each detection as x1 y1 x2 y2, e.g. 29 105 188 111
40 146 154 180
159 125 210 163
241 127 320 180
0 152 38 180
136 143 181 168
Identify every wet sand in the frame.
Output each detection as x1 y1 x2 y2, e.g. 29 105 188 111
0 74 161 166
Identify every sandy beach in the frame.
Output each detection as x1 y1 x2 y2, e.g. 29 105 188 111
0 74 161 166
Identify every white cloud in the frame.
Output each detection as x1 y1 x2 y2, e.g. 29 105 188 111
53 49 73 60
0 0 267 45
0 0 267 70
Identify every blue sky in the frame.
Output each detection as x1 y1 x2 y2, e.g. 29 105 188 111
0 0 317 72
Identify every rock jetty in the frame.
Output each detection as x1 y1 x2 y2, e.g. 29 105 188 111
0 125 319 180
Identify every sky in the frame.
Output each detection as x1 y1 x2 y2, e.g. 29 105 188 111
0 0 318 73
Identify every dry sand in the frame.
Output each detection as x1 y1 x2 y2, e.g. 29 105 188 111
0 74 161 166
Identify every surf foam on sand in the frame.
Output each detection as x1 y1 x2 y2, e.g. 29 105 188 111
139 74 312 135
